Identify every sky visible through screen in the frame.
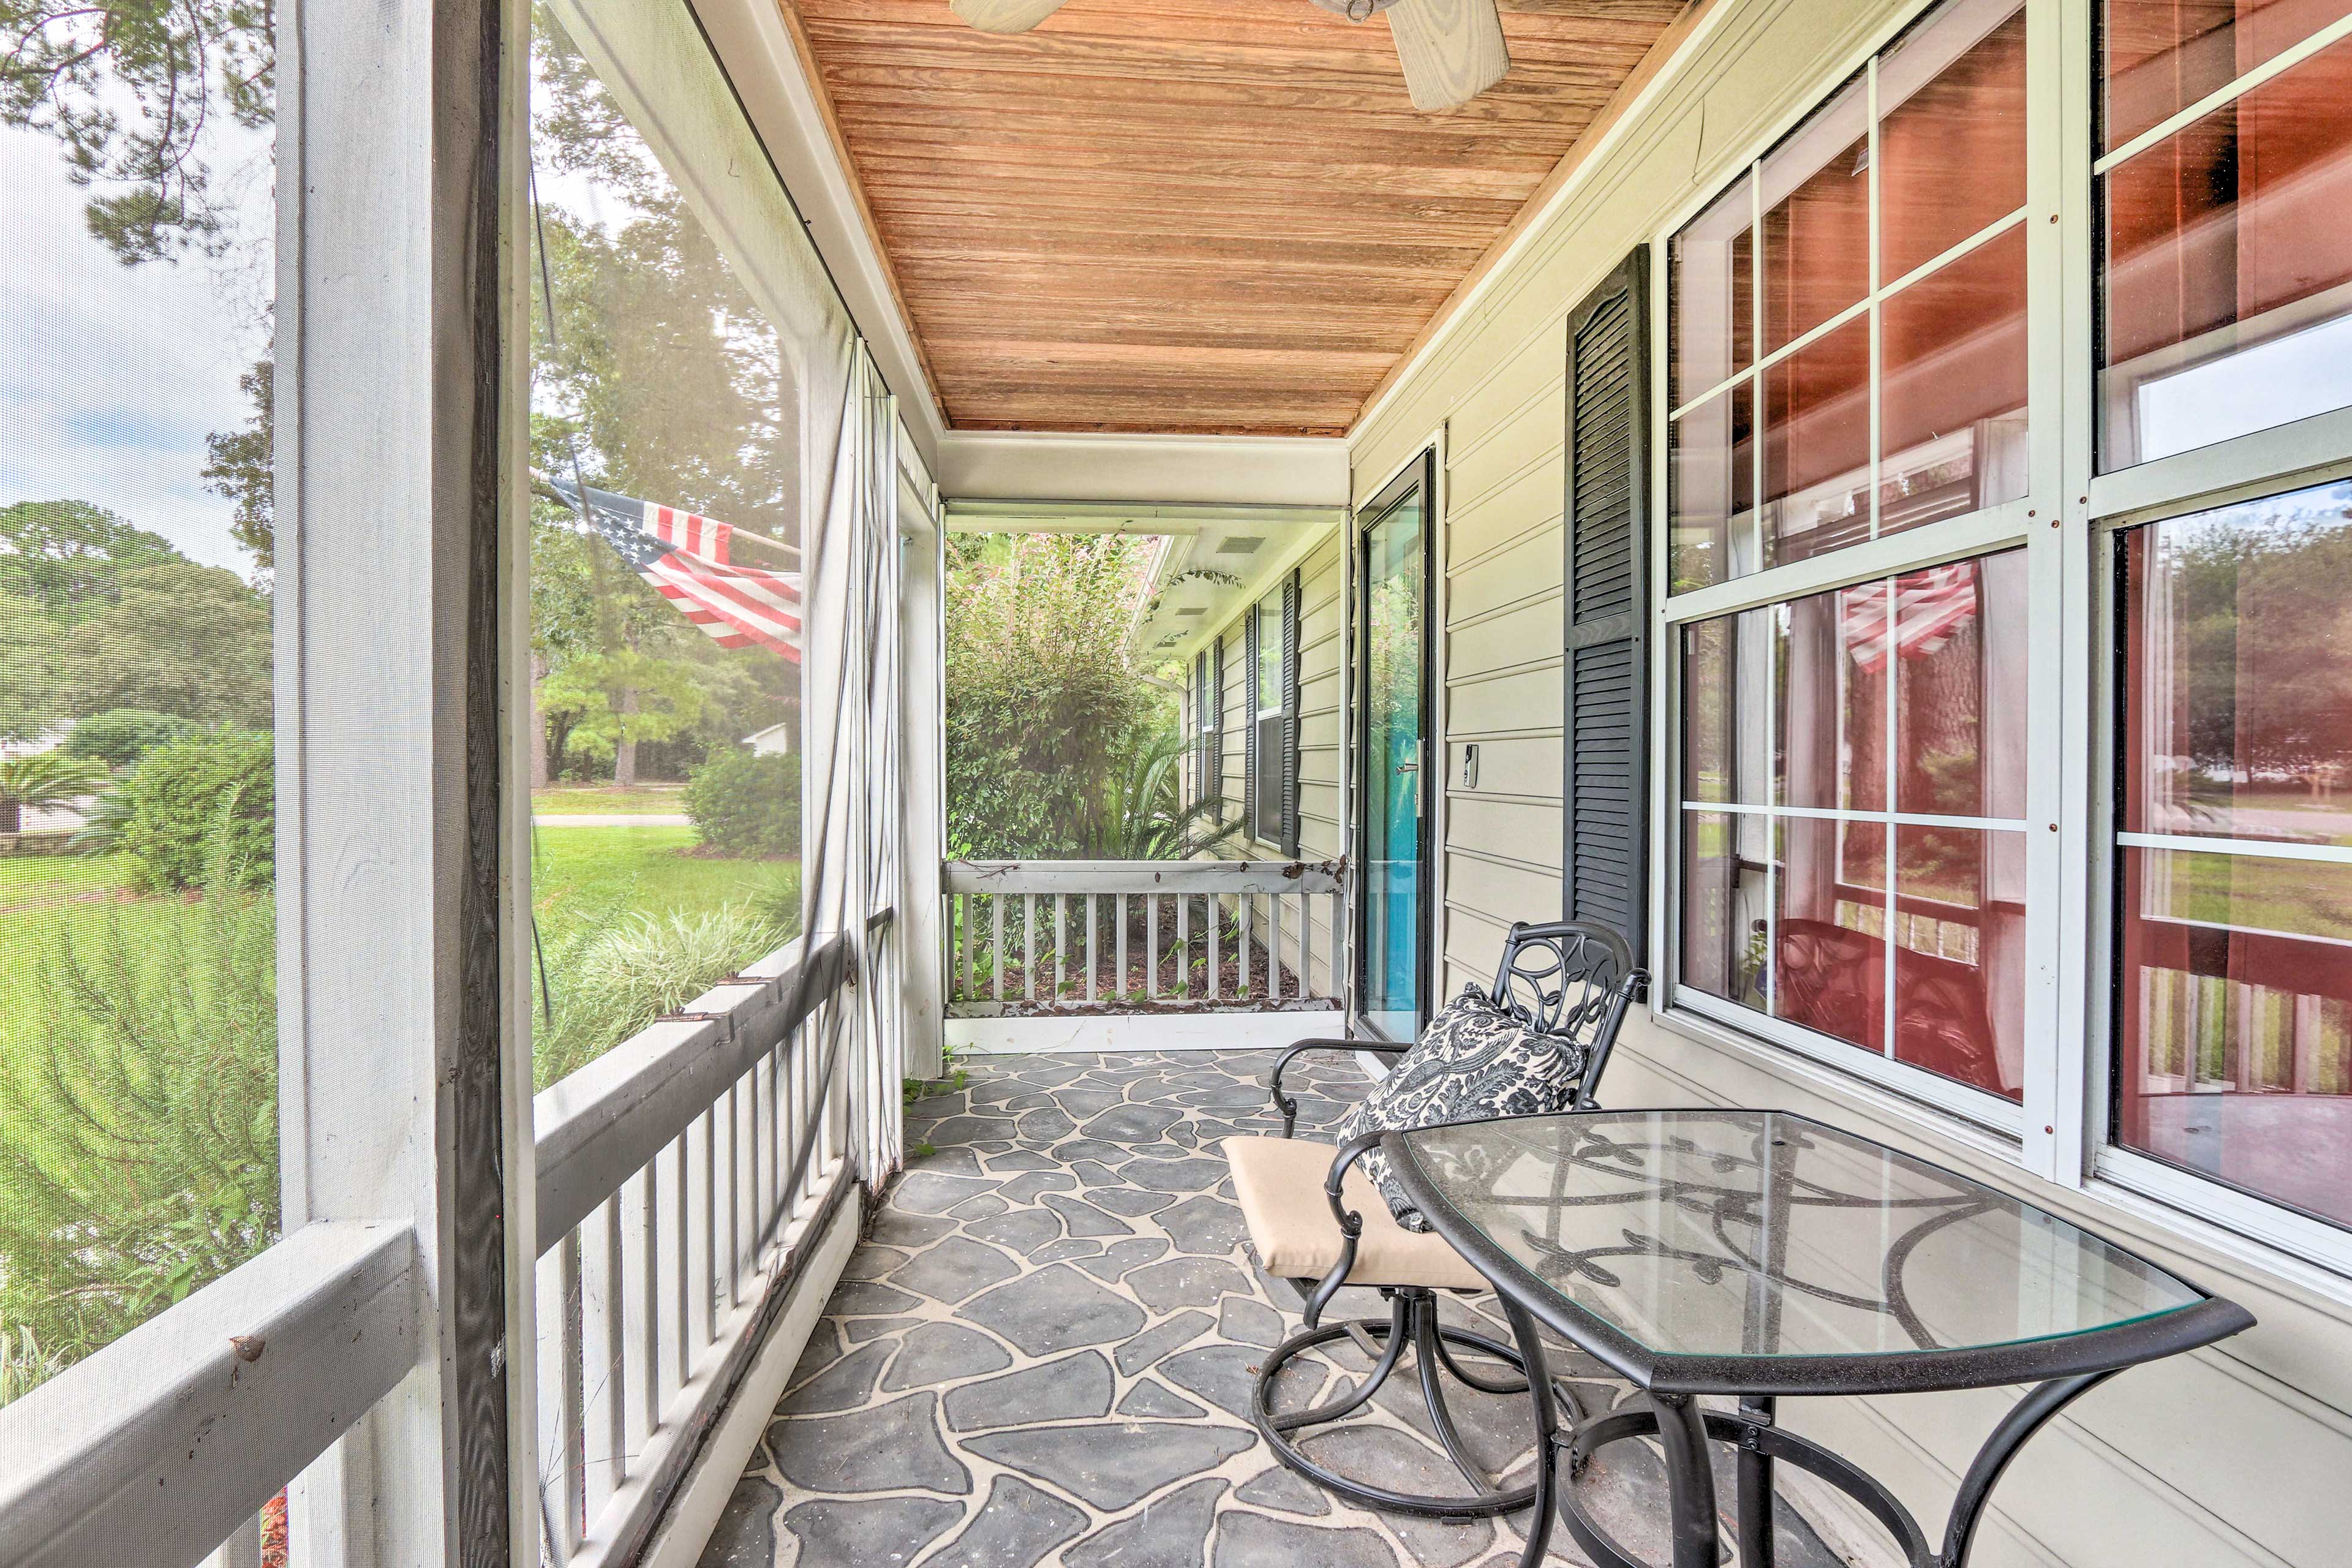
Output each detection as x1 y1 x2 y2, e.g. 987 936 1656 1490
0 121 274 577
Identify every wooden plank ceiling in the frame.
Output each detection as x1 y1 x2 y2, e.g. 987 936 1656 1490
781 0 1691 435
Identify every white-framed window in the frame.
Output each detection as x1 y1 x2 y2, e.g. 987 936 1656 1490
1657 0 2352 1275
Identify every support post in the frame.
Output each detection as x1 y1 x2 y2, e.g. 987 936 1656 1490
276 0 534 1561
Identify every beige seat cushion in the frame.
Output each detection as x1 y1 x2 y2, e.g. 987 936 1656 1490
1223 1135 1487 1292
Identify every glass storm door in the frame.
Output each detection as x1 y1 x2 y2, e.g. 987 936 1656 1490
1356 454 1434 1041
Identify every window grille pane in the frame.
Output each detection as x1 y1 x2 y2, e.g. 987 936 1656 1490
1880 225 2031 530
2114 479 2352 1227
1669 182 1754 410
1762 315 1873 566
1776 816 1887 1050
1896 824 2026 1098
1760 78 1871 358
1878 0 2029 282
1256 596 1281 716
2097 37 2352 469
1668 381 1754 592
1893 551 2029 817
2101 0 2352 153
1775 579 1891 813
1680 810 1771 1014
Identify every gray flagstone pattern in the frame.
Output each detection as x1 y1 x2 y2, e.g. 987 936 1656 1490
699 1050 1850 1568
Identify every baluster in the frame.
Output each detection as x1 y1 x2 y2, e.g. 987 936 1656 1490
1117 894 1129 1000
1239 893 1253 997
535 1232 581 1559
671 1135 690 1399
959 891 972 1003
631 1166 659 1447
1055 894 1068 1000
1147 894 1159 999
1330 891 1343 1001
560 1229 586 1550
991 894 1005 1001
1295 893 1311 1002
1270 894 1284 1001
1208 889 1221 1001
699 1105 718 1348
725 1083 743 1308
582 1197 627 1515
764 1039 783 1250
1087 893 1099 1002
1025 892 1037 1000
1177 892 1189 1000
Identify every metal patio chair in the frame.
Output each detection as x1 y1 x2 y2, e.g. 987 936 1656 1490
1223 919 1647 1519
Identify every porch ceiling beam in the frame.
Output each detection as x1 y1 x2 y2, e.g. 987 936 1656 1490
937 430 1351 508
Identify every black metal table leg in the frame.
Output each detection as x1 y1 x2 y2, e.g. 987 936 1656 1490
1736 1393 1774 1568
1940 1370 2119 1567
1651 1392 1721 1568
1498 1292 1562 1568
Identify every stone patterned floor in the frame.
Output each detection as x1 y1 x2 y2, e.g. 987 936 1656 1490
698 1050 1849 1568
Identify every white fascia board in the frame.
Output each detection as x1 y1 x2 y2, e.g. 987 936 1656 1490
938 430 1352 508
688 0 946 470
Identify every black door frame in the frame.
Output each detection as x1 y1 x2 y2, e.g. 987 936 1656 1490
1351 447 1439 1043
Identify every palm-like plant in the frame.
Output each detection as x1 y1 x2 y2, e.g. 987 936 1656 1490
0 752 107 835
1098 729 1246 861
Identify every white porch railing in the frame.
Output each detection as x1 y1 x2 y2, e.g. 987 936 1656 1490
943 859 1344 1014
0 913 891 1568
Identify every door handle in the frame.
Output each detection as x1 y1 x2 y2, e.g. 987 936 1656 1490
1394 761 1419 774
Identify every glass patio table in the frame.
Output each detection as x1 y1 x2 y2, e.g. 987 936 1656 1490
1385 1109 2255 1568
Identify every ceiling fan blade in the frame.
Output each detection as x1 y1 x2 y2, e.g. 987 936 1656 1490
950 0 1074 32
1386 0 1510 111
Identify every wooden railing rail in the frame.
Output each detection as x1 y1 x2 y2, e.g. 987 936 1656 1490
533 911 889 1568
941 859 1344 1013
0 1221 415 1567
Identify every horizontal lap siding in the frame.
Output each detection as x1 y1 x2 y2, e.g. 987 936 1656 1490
1346 0 2352 1561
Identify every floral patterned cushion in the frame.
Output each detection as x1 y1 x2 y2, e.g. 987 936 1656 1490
1330 984 1589 1232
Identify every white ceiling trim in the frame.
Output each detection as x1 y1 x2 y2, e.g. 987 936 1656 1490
938 431 1351 508
689 0 948 469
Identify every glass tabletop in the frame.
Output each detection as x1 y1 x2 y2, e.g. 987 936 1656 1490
1392 1110 2208 1363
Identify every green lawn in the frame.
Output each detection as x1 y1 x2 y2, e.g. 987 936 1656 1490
530 824 792 944
531 783 690 816
2 832 796 1070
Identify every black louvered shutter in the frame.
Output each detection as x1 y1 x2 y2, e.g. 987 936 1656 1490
1243 609 1260 838
1562 247 1651 960
1280 569 1300 857
1210 635 1225 817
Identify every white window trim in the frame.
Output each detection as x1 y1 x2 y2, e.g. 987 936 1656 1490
1645 0 2352 1288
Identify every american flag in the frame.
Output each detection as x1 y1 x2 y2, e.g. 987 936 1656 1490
554 478 801 662
1841 564 1979 673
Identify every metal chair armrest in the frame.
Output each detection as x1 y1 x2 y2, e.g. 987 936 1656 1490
1269 1037 1409 1137
1302 1126 1391 1329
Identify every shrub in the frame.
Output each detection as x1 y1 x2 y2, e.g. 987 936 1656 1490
118 731 273 891
684 748 801 859
0 826 278 1384
534 903 789 1087
64 709 195 769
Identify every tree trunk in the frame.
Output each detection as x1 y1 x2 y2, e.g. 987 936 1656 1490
529 650 549 792
615 686 640 787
